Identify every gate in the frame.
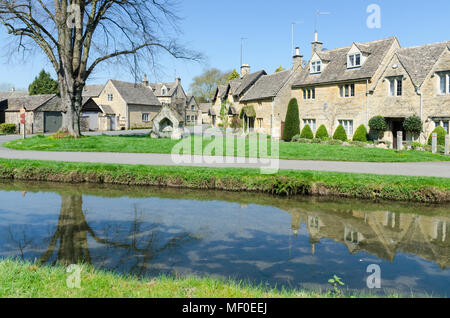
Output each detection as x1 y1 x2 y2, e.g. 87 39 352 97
44 112 62 133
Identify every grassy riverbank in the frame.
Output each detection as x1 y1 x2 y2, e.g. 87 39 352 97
0 259 393 298
0 158 449 203
5 134 450 162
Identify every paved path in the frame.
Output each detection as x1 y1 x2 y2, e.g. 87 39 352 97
0 134 449 178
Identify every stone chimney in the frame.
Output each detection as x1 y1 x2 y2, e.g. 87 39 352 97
142 75 149 86
240 64 250 77
293 47 303 69
10 87 15 92
175 77 181 85
312 31 323 53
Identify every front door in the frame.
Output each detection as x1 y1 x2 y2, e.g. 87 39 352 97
392 120 405 149
44 112 62 133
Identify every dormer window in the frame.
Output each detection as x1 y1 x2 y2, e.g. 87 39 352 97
310 61 322 74
348 53 361 68
162 88 167 95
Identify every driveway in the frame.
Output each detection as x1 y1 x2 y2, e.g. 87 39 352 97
0 133 449 178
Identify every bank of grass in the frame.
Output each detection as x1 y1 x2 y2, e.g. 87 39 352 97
0 158 449 203
5 134 450 162
0 259 395 298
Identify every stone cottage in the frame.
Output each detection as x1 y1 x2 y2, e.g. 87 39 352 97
91 79 162 130
291 33 450 147
185 95 201 125
0 94 64 134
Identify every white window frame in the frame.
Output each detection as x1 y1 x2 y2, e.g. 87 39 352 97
339 84 355 98
348 53 361 68
388 77 402 97
438 72 450 95
310 60 322 74
303 119 317 132
107 94 113 101
338 120 354 136
142 113 149 122
303 88 316 100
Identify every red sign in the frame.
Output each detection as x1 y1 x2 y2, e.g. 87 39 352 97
20 120 26 125
20 113 26 120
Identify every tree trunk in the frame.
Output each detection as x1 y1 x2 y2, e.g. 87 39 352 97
59 76 83 138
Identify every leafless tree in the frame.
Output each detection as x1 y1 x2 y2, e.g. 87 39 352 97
0 0 201 137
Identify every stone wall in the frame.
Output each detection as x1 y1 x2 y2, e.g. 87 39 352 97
128 104 161 128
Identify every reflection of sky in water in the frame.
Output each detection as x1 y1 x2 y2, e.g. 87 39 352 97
0 189 449 297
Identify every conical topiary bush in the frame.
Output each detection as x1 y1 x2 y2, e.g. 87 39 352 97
300 125 314 139
352 125 368 142
282 98 300 142
315 125 329 140
333 125 348 142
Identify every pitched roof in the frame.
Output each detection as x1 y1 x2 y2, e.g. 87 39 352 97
395 41 450 87
82 85 104 98
241 70 293 102
229 70 267 97
148 82 178 97
199 103 212 113
110 80 161 106
0 94 60 111
0 90 29 101
293 37 398 87
213 85 228 102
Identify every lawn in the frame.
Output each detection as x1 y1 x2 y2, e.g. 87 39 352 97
0 158 449 202
0 259 396 298
5 134 450 163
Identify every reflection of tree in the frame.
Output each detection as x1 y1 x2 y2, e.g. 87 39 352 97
40 194 197 273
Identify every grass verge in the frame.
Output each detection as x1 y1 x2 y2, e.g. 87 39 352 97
5 134 450 162
0 158 449 203
0 259 394 298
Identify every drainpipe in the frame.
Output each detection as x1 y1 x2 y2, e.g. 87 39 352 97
417 86 423 142
366 79 369 126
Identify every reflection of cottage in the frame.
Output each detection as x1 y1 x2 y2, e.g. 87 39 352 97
0 94 64 134
151 105 185 139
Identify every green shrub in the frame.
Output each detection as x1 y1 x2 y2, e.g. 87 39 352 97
369 116 387 139
352 125 368 142
326 139 344 146
0 123 16 134
403 116 422 135
300 125 314 139
291 134 301 142
333 125 348 141
282 98 300 142
315 125 329 140
230 116 242 131
311 138 322 144
428 126 447 146
349 141 367 148
297 138 312 144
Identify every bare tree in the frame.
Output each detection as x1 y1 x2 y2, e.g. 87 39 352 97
0 0 201 137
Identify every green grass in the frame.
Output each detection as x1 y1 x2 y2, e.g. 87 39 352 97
0 259 398 298
0 158 449 203
5 134 450 162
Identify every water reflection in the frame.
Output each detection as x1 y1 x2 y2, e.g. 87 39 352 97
0 181 448 295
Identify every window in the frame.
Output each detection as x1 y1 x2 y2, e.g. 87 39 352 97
257 118 263 129
310 61 322 74
191 105 195 110
162 88 167 95
339 120 354 136
107 94 113 101
303 119 317 132
339 84 355 98
438 72 450 95
348 53 361 68
142 113 149 122
303 88 315 100
388 78 402 97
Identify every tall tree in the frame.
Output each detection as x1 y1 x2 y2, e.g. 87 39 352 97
227 69 240 81
29 69 60 95
190 68 230 102
0 1 200 137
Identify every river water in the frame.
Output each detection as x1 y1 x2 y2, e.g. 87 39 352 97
0 181 448 296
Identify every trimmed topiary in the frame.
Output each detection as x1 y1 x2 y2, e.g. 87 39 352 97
369 115 387 140
282 98 300 142
333 125 348 142
352 125 368 142
428 126 447 146
315 125 329 140
403 115 422 136
300 125 314 139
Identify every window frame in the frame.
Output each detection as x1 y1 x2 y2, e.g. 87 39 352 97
107 93 114 102
388 77 403 97
339 84 355 98
438 72 450 95
338 119 354 136
310 60 322 74
303 119 317 132
142 113 150 122
348 53 362 68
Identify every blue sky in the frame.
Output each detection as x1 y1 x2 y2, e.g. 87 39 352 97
1 0 449 92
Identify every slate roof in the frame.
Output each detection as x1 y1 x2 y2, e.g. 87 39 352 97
241 70 294 102
229 70 267 97
292 37 398 87
213 85 228 102
0 94 61 112
148 82 178 97
0 90 29 101
110 80 161 106
82 85 104 98
199 103 212 113
395 41 450 87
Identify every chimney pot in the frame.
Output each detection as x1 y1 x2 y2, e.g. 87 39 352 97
240 64 250 77
293 47 303 70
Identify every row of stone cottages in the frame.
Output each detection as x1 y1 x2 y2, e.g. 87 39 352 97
0 77 207 134
205 34 450 146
